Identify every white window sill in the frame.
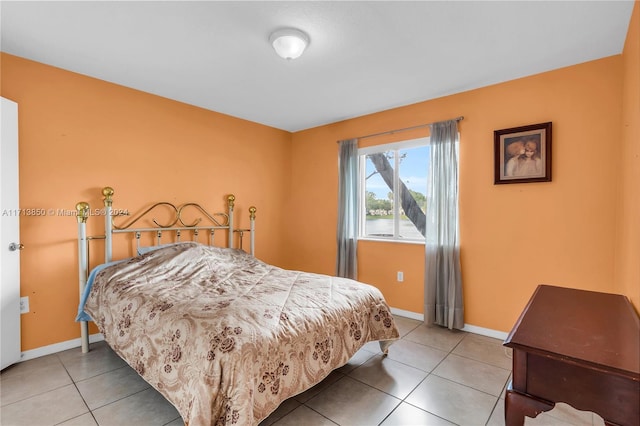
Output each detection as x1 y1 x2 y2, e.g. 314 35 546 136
358 237 425 245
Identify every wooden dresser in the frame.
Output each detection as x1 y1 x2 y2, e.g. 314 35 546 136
504 285 640 426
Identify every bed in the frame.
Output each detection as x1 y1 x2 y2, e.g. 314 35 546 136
75 187 399 425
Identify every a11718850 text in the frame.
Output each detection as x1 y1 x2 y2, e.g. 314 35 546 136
2 208 129 217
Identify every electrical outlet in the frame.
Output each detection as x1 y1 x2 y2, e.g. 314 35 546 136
20 296 29 314
397 271 404 282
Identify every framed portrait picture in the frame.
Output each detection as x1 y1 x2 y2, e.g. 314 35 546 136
494 122 552 184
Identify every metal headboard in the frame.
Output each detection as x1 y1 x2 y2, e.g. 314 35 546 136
75 186 256 352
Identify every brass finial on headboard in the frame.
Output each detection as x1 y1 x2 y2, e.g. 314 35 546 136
102 187 114 207
249 206 257 220
76 202 90 223
227 194 236 208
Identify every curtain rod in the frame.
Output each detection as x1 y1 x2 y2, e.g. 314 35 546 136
342 116 464 142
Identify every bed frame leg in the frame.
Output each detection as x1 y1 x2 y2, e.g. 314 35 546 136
76 201 90 353
80 321 89 353
379 340 393 355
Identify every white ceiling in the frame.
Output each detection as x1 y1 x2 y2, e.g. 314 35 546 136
1 1 634 132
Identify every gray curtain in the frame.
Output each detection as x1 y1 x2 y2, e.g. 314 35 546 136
336 138 358 279
424 120 464 329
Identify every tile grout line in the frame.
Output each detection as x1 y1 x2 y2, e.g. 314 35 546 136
305 322 468 426
380 324 504 426
54 350 158 425
54 352 98 426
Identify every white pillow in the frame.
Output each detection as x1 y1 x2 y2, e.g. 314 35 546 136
137 243 179 256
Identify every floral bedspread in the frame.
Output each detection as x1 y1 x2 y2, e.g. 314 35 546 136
84 242 399 425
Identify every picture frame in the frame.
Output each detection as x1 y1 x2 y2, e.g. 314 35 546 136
494 122 552 184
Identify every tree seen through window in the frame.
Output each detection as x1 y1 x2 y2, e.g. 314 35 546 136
360 141 428 241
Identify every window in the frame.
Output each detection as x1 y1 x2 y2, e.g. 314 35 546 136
358 137 429 242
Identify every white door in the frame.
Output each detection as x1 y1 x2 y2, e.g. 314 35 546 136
1 97 21 370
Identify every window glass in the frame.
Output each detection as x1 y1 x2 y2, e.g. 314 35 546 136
359 138 428 242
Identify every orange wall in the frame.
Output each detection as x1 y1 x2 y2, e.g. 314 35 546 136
3 11 638 351
614 1 640 309
288 56 627 332
1 54 292 351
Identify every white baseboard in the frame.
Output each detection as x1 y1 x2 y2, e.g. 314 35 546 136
461 324 509 341
17 311 508 362
390 307 424 321
391 307 509 341
20 333 104 362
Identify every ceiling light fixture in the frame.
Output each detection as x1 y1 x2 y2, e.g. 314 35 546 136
269 28 309 60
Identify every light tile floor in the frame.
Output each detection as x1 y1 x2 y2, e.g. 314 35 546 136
0 316 605 426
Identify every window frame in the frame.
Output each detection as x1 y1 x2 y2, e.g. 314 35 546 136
357 136 430 243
